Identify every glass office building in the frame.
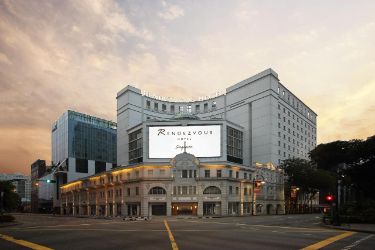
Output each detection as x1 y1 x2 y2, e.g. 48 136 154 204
52 110 117 179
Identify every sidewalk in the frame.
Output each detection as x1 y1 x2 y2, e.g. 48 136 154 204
323 223 375 234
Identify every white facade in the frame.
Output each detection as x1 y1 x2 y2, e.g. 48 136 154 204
117 68 317 168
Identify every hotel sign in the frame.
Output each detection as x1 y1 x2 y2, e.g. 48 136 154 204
148 125 221 158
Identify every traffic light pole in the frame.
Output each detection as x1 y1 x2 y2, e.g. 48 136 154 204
252 179 255 216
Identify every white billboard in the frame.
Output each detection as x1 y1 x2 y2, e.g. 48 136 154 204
148 125 221 158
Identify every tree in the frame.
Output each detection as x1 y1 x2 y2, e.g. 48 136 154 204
281 158 335 213
0 181 21 214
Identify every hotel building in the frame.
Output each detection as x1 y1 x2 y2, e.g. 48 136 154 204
60 68 316 217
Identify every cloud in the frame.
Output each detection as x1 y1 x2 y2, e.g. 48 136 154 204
158 3 184 21
0 52 12 64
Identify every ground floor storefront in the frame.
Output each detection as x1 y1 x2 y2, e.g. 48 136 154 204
61 200 284 217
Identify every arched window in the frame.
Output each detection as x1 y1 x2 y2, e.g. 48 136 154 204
203 186 221 194
149 186 166 195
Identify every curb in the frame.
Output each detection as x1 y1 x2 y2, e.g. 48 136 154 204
321 223 375 234
0 222 21 228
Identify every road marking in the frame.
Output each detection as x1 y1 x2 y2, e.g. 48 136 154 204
182 220 336 232
342 234 374 250
0 233 53 250
164 220 179 250
301 231 355 250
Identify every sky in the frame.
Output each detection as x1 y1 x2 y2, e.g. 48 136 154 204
0 0 374 175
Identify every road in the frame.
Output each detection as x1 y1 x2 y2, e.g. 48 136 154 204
0 214 374 250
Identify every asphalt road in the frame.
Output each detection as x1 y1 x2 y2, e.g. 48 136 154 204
0 214 374 250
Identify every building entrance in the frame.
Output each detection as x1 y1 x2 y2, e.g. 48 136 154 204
203 202 221 216
151 203 167 216
172 202 197 216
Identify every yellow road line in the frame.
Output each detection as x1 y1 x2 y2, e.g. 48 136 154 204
164 219 179 250
0 233 53 250
301 231 355 250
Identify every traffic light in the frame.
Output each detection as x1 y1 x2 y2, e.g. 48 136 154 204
325 195 334 202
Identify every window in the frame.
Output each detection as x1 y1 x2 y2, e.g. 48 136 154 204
229 170 233 178
154 102 158 111
149 186 166 195
205 170 210 178
236 171 239 179
229 186 233 194
95 161 106 174
188 170 193 178
195 104 200 112
244 187 248 195
129 129 143 164
203 186 221 194
76 158 88 173
217 170 222 178
187 105 192 113
179 106 184 112
235 187 239 195
277 87 280 94
127 188 130 196
227 126 243 164
244 173 247 179
204 103 208 112
182 170 188 178
170 105 175 113
282 90 285 96
162 104 166 112
148 170 153 176
146 100 150 109
136 187 139 195
212 101 217 109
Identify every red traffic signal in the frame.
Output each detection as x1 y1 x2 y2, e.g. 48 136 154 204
325 195 334 202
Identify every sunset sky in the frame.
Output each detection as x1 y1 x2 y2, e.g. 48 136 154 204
1 0 374 175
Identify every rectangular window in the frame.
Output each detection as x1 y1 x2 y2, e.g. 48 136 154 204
244 187 248 195
179 106 184 112
236 171 239 179
182 186 188 195
212 101 217 109
148 170 153 176
136 187 139 195
95 161 106 174
187 105 192 113
227 126 243 164
76 158 88 173
182 170 188 178
244 173 247 179
229 170 233 178
162 104 166 112
128 128 143 164
217 170 222 178
146 100 150 109
204 103 208 112
229 186 233 194
195 105 200 112
170 105 175 113
204 170 210 178
127 188 130 196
